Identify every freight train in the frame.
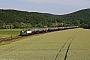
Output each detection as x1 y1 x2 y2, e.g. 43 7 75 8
20 26 78 36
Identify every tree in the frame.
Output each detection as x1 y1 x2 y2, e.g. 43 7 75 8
20 22 27 29
26 23 32 28
2 23 6 29
0 9 90 29
0 20 3 28
13 22 20 28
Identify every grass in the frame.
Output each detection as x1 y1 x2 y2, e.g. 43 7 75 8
0 28 90 60
0 29 22 40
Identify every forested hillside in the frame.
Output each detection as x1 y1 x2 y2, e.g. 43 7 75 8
0 8 90 29
60 8 90 29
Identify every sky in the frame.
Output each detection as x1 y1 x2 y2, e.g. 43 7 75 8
0 0 90 15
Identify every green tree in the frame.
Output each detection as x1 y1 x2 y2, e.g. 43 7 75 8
13 22 20 28
20 22 27 29
2 23 6 29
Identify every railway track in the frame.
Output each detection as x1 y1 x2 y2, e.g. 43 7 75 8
54 32 79 60
0 26 78 44
0 36 24 43
0 31 47 44
0 32 46 44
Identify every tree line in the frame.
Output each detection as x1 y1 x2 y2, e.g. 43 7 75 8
0 8 90 29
